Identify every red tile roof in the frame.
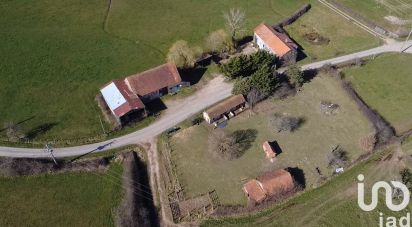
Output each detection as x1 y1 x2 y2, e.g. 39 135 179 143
243 179 267 203
112 80 145 118
263 141 277 159
204 95 246 121
254 23 297 57
257 169 295 197
125 63 182 96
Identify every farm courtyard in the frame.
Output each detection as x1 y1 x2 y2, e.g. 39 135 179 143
169 75 374 205
344 53 412 135
0 0 379 142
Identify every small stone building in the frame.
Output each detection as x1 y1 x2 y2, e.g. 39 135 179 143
263 141 278 162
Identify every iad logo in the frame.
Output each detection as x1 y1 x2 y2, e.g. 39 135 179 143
357 174 411 227
357 174 410 212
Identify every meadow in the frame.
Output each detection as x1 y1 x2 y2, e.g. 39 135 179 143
0 164 123 227
0 0 377 142
344 53 412 135
170 75 373 205
336 0 412 33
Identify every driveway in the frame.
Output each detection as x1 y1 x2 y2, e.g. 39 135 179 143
0 40 411 158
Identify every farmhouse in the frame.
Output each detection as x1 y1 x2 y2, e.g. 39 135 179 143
243 169 295 204
254 23 298 64
203 95 247 124
100 63 186 124
263 141 278 162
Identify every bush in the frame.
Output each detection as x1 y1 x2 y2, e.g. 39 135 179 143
285 64 304 87
400 168 412 191
232 77 253 95
327 145 348 168
205 29 233 53
208 129 256 160
166 40 202 68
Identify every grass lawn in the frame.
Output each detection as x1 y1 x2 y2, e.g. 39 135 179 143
336 0 412 33
344 53 412 135
202 147 412 226
0 0 377 142
285 2 382 63
0 164 123 227
170 75 373 205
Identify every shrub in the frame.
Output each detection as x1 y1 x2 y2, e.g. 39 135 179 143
285 64 304 87
327 145 348 168
205 29 233 53
270 113 304 133
167 40 202 68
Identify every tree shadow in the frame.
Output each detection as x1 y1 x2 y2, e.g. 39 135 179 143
232 129 258 154
287 167 306 189
26 122 58 140
0 116 36 133
179 66 207 85
302 69 318 83
237 35 254 47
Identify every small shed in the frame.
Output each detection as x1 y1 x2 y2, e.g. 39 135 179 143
203 95 247 124
263 141 278 162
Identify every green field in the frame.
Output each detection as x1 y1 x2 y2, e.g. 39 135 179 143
344 53 412 135
0 165 123 227
336 0 412 33
202 147 412 226
0 0 377 142
170 75 373 205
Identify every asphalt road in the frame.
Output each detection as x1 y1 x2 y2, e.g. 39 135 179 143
1 40 411 158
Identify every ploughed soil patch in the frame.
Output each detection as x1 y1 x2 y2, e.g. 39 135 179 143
0 157 110 177
304 32 330 45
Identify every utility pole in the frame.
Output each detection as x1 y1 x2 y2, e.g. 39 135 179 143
45 143 58 166
400 26 412 52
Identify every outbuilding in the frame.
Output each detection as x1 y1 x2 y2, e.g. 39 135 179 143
203 95 247 124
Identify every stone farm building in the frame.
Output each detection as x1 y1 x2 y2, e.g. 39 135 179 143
254 23 298 64
100 63 187 124
203 95 247 124
243 169 295 204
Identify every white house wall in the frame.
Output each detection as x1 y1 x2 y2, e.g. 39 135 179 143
254 33 276 56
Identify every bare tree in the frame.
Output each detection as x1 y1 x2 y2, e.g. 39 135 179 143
327 145 348 168
247 88 265 110
269 114 304 133
223 8 246 47
4 121 25 142
208 129 242 160
205 29 233 53
166 40 202 68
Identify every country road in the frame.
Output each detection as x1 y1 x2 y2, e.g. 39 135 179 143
1 40 411 158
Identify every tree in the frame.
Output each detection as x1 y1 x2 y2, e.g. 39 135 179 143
166 40 201 68
285 64 304 87
247 87 265 110
270 114 303 133
232 77 253 95
223 8 246 47
327 145 348 168
208 129 242 160
250 64 278 95
250 50 276 69
205 29 233 53
220 55 254 79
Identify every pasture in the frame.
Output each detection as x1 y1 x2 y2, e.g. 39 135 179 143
336 0 412 32
344 53 412 135
0 0 377 142
169 75 373 205
0 164 123 227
